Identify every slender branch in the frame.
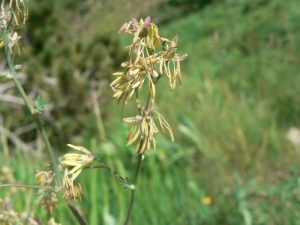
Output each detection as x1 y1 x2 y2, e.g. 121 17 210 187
83 165 106 169
96 156 133 189
2 29 62 186
0 183 52 189
124 153 144 225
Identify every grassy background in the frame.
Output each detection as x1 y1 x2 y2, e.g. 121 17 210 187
1 0 300 224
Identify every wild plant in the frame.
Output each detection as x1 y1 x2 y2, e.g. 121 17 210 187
0 1 187 223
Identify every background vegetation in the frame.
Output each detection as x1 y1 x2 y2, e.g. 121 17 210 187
1 0 300 224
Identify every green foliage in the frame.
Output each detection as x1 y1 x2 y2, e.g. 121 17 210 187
34 94 49 114
1 0 300 224
152 0 218 24
157 0 300 127
167 0 215 12
0 0 126 148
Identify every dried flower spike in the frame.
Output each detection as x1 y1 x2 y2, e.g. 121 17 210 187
113 17 186 154
0 0 29 29
62 174 84 202
35 169 55 186
123 108 174 153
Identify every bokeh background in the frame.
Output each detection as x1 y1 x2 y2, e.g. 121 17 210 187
1 0 300 224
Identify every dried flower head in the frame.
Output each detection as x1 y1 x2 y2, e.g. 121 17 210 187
0 0 28 29
0 166 21 194
1 166 16 184
35 169 55 186
112 16 187 103
61 144 94 201
7 31 20 52
61 144 95 181
112 17 186 154
62 174 84 202
0 197 22 224
161 35 188 89
123 107 174 154
0 8 11 29
35 168 58 214
40 191 58 214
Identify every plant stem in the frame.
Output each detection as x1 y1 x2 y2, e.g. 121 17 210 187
123 89 152 224
0 183 52 189
124 153 144 225
83 165 106 169
2 29 62 186
67 202 87 225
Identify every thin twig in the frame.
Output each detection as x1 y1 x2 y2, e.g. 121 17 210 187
0 183 52 189
83 165 106 169
96 156 133 189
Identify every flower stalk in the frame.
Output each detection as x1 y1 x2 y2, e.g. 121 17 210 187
112 16 187 224
0 183 52 189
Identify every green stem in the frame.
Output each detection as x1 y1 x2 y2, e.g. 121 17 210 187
83 165 106 169
0 183 52 189
67 202 87 225
2 29 62 186
124 153 144 225
123 87 153 224
95 156 131 188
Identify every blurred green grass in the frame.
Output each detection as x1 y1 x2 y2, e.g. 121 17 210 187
1 0 300 224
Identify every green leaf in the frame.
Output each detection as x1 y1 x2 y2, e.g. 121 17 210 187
0 74 13 80
35 95 50 114
14 64 22 70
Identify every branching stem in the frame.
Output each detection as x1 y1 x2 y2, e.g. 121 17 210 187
123 89 152 224
2 28 62 187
